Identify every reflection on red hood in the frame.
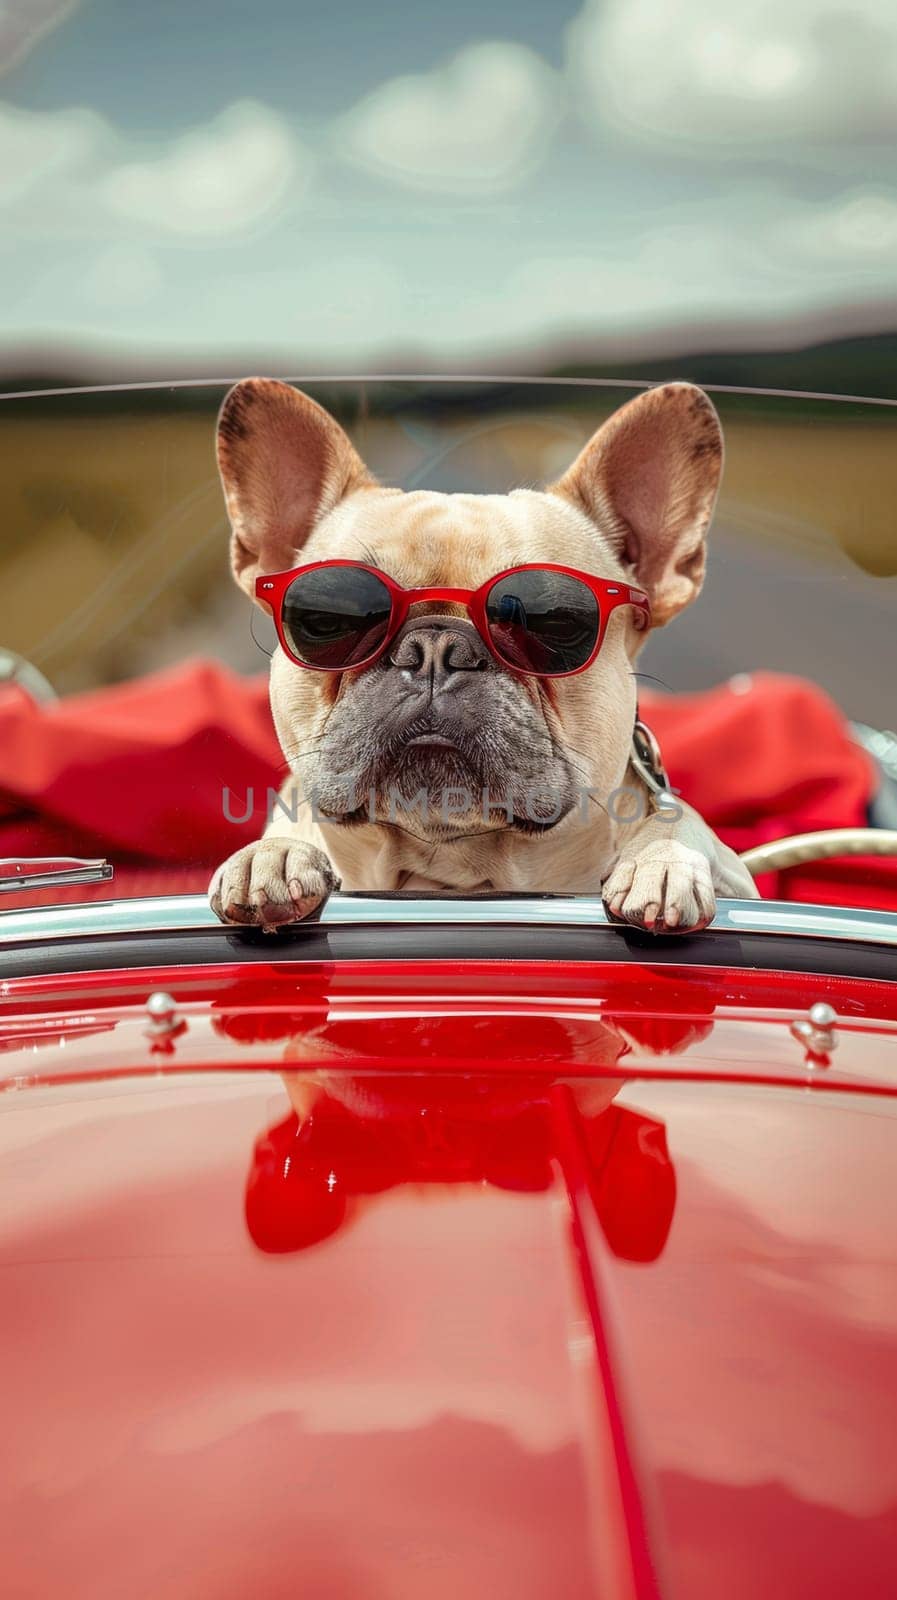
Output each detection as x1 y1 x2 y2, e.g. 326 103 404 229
213 988 715 1065
2 985 897 1599
245 1087 676 1264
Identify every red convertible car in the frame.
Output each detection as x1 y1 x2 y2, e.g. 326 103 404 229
3 374 897 1596
2 882 897 1599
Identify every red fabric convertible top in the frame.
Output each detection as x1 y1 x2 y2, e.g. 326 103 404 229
1 658 895 910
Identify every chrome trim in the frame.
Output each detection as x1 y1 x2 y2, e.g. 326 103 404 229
5 374 897 409
0 893 896 949
0 649 57 705
0 857 114 895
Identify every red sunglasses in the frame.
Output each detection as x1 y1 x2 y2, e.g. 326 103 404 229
256 560 650 679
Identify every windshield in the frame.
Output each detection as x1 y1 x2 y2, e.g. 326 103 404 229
3 376 894 706
1 375 895 915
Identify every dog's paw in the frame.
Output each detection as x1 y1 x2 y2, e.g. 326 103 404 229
209 839 339 930
602 840 716 933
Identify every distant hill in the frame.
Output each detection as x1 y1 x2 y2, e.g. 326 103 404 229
1 327 896 415
548 329 897 402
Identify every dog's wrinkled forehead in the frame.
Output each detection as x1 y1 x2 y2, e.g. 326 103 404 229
304 486 624 588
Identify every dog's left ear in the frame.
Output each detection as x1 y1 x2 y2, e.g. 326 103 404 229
549 383 723 626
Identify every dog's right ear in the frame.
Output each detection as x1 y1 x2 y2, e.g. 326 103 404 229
216 378 375 596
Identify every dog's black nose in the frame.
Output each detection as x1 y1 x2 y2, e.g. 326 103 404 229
388 616 490 680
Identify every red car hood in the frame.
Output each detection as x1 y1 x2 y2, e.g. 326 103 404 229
2 955 897 1599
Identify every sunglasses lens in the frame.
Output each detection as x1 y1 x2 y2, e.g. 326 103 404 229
485 569 599 675
282 565 393 669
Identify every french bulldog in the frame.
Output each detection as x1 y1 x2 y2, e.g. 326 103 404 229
209 377 757 931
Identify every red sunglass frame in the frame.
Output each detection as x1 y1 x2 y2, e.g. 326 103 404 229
256 560 651 678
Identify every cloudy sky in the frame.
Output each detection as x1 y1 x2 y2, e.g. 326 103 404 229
2 0 897 369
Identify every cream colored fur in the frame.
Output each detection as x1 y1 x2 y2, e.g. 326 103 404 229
210 378 758 931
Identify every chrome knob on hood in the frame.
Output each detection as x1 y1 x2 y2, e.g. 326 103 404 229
144 991 186 1051
790 1001 838 1065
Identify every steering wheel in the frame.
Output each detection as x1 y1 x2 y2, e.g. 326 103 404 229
741 829 897 875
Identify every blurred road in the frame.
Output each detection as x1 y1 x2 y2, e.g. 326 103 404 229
644 515 897 729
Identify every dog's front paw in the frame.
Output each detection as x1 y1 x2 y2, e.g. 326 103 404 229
209 839 339 930
602 840 716 933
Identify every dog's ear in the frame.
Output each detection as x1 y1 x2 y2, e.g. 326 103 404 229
217 378 375 596
549 383 723 626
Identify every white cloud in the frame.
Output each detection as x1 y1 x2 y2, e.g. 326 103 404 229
0 0 75 74
776 189 897 271
99 101 306 237
334 40 560 194
0 101 101 205
0 97 310 241
7 184 897 362
380 186 897 356
568 0 897 151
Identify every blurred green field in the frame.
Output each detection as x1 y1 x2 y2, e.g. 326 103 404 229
1 386 895 711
